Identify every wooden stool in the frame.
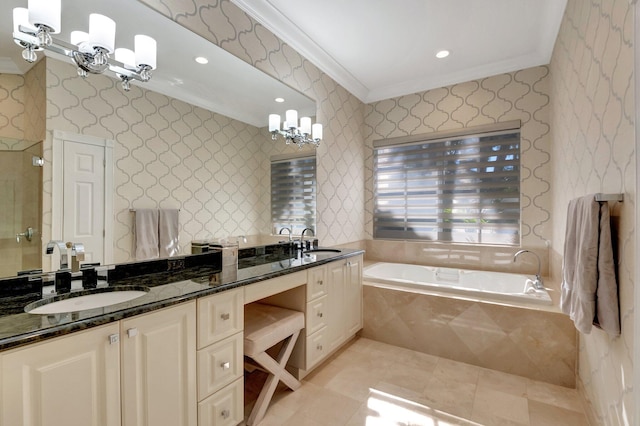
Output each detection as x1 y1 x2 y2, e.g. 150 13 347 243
244 303 305 425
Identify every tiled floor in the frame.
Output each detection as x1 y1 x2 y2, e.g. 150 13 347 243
244 337 589 426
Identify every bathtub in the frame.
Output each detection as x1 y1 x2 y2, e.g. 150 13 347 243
361 261 576 387
363 262 552 306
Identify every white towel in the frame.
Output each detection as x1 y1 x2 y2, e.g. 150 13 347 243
159 209 180 258
134 209 159 260
560 195 620 336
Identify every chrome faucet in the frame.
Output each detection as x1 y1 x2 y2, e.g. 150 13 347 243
46 240 69 270
66 242 85 272
513 249 544 290
278 227 292 241
300 228 315 250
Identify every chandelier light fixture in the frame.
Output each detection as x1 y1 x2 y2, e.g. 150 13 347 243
12 0 157 92
269 110 323 148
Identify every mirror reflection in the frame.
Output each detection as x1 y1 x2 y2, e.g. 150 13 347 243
0 0 317 278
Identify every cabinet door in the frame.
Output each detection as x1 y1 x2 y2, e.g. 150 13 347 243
121 302 197 426
345 256 363 335
1 323 121 426
327 261 346 352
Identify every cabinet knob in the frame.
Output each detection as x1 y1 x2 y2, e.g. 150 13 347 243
108 334 119 345
221 409 230 419
221 361 230 370
317 344 323 351
318 280 323 285
220 313 230 321
127 328 138 338
317 312 323 318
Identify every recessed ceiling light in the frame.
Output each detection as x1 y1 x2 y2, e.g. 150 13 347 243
194 56 208 64
436 50 450 59
275 97 285 103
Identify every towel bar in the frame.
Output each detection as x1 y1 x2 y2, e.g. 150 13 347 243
594 193 624 202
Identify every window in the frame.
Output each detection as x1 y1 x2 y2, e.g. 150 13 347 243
271 154 316 235
373 122 521 245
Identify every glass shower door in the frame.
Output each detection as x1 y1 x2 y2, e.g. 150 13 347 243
0 139 42 277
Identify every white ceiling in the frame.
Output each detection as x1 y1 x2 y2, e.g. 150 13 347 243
231 0 567 103
0 0 315 127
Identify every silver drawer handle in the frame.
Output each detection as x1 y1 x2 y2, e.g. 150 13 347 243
221 409 230 419
220 313 230 321
221 361 230 370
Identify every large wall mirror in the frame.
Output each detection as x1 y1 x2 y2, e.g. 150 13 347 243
0 0 317 278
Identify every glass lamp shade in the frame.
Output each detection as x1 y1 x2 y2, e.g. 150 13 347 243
115 48 136 68
28 0 61 33
135 35 157 69
89 14 116 52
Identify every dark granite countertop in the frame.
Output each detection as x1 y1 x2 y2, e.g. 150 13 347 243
0 248 363 352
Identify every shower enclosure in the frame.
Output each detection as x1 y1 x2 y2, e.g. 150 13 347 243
0 138 42 277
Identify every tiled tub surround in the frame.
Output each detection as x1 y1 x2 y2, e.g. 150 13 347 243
361 280 576 388
0 248 363 352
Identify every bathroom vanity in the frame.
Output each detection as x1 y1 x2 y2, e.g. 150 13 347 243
0 248 363 426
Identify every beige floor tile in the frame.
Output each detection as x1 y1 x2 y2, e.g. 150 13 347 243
244 337 589 426
472 387 530 425
526 379 584 412
433 357 482 385
528 400 589 426
421 374 477 419
477 367 529 397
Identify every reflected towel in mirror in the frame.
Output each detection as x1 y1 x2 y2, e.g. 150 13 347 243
159 209 180 258
134 209 159 260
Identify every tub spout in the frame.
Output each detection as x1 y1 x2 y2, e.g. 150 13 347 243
513 249 544 290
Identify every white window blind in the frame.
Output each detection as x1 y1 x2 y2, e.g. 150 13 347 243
373 125 521 245
271 154 316 235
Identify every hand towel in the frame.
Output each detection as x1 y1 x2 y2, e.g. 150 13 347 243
134 209 159 260
560 195 620 336
159 209 180 258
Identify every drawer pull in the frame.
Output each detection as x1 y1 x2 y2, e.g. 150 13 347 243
108 334 119 345
221 409 230 419
220 313 230 321
127 328 138 338
221 361 230 370
317 312 323 318
318 280 323 285
317 344 323 351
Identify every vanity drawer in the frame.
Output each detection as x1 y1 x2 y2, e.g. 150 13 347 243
197 332 243 401
306 327 329 369
197 377 243 426
307 265 327 301
306 295 328 336
197 289 243 349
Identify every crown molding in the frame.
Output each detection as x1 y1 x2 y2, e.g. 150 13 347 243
231 0 370 102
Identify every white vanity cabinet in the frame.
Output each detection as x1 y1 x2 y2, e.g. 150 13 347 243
290 254 363 373
196 288 244 426
121 302 197 426
0 302 197 426
1 323 122 426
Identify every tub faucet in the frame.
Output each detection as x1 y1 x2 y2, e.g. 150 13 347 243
513 249 544 290
46 240 69 270
278 227 292 241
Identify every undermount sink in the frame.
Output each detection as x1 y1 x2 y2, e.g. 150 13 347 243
303 249 342 254
25 286 150 315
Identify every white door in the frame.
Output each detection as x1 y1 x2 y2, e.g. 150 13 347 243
52 130 114 270
63 141 105 265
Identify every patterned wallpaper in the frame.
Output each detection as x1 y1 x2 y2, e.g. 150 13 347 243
363 66 552 262
43 58 271 263
549 0 634 424
0 74 24 142
139 0 366 248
